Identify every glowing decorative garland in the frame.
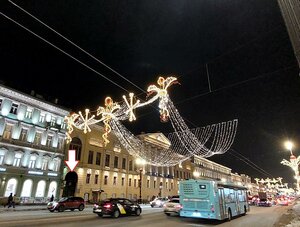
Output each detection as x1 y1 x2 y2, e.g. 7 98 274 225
65 76 238 166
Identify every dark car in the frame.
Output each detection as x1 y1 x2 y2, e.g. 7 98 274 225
93 198 142 218
47 197 85 212
257 198 272 207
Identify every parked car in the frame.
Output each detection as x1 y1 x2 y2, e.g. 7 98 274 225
163 197 181 216
47 196 85 212
150 197 168 208
277 196 289 206
93 198 142 218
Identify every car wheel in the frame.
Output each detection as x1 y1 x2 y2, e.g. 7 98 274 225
97 214 103 217
113 210 120 218
58 206 65 212
135 208 141 216
78 204 84 211
70 208 75 211
165 213 170 216
150 204 154 208
49 210 54 213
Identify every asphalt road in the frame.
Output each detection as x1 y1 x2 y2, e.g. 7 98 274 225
0 205 291 227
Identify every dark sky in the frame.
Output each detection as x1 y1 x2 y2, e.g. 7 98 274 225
1 0 300 186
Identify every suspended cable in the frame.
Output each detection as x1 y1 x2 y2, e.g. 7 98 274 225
0 11 131 94
8 0 147 94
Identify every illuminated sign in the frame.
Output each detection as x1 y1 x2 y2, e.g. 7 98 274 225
47 173 58 176
0 167 6 172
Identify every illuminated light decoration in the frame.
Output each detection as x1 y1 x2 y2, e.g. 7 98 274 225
28 170 43 175
65 76 238 166
97 97 120 146
281 155 300 191
47 173 58 176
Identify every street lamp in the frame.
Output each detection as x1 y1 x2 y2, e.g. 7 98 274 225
135 158 146 204
284 141 294 155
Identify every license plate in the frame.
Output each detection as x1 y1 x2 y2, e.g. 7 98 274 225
192 212 201 217
95 209 102 212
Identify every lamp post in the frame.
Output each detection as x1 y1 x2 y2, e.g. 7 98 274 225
281 141 300 192
135 158 146 204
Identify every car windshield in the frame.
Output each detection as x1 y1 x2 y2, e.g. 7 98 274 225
169 199 180 203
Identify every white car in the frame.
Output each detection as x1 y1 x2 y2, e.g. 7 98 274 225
150 197 168 208
163 198 181 216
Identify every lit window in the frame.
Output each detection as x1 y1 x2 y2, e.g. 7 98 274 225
39 114 45 123
41 158 48 170
3 124 12 140
28 155 37 169
50 117 56 126
20 128 28 141
0 154 4 165
25 109 32 119
13 153 22 167
21 179 33 197
35 180 46 197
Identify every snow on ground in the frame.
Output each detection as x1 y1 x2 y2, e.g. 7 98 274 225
286 201 300 227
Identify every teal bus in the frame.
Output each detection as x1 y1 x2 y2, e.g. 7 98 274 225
179 179 250 221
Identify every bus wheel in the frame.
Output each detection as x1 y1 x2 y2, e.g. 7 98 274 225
227 209 232 221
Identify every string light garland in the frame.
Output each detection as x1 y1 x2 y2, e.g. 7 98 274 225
65 76 238 166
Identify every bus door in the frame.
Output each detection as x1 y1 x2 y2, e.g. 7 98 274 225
235 190 241 214
218 188 226 219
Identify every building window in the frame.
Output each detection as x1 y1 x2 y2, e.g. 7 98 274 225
50 117 56 126
147 179 150 188
4 178 17 197
69 137 82 161
113 176 117 185
28 155 37 169
10 103 18 115
165 182 168 189
0 154 4 165
105 154 110 167
88 151 93 164
35 180 46 197
86 174 91 184
33 132 41 145
39 114 45 123
104 176 108 185
129 178 132 187
95 175 99 184
13 153 22 167
114 156 118 168
171 182 173 190
21 179 33 197
3 124 12 140
122 158 126 169
129 160 133 171
96 152 101 165
134 179 137 187
20 128 28 142
53 158 60 172
25 109 32 119
121 177 124 186
41 158 48 170
154 180 156 189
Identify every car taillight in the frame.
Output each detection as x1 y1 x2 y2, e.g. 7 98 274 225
163 204 167 208
103 204 112 208
93 204 99 209
175 204 182 209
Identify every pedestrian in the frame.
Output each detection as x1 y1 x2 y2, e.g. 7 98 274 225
11 194 16 208
7 193 13 208
50 194 54 202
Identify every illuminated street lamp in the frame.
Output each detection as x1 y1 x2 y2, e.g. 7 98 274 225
135 158 146 203
281 141 300 192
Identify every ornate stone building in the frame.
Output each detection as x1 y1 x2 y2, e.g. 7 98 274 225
64 126 250 203
0 85 69 203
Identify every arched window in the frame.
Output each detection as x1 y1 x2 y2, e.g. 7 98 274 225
69 137 82 161
35 180 46 197
47 181 57 198
4 178 17 196
21 179 33 197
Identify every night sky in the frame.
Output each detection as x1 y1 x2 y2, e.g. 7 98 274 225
1 1 300 186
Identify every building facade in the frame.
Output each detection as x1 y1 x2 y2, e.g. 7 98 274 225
0 85 69 203
64 126 251 203
277 0 300 68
